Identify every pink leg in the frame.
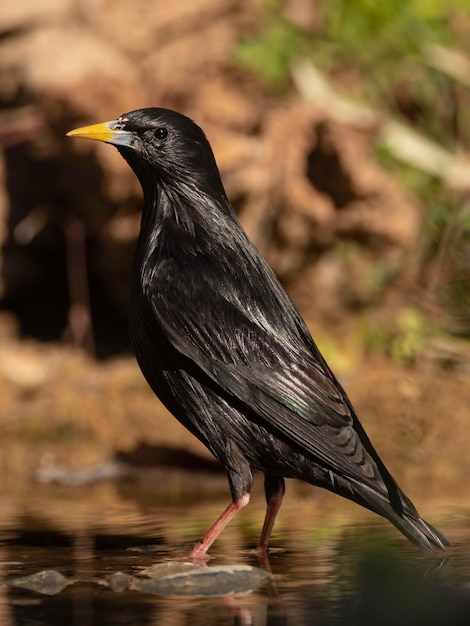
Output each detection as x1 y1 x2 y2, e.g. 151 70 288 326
256 475 285 554
188 492 250 560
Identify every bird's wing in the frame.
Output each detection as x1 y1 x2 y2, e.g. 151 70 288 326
149 282 380 485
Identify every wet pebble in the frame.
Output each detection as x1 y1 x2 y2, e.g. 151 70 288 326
104 571 135 592
8 570 70 595
139 561 197 578
135 564 271 596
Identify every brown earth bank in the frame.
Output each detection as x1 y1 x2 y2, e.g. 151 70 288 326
0 327 467 505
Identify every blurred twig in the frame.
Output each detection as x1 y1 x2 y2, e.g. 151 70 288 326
424 43 470 88
291 57 470 191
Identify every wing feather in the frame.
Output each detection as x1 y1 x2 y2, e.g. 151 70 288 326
149 278 380 485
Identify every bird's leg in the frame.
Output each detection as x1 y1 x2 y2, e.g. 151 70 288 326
256 474 285 554
188 492 250 560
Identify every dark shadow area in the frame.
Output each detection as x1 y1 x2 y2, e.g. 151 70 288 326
34 444 229 511
3 523 164 553
0 139 133 358
315 549 470 626
306 121 357 209
114 442 224 474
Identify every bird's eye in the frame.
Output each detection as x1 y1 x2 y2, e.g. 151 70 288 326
154 127 168 141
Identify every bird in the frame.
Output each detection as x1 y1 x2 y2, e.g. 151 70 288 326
67 108 450 559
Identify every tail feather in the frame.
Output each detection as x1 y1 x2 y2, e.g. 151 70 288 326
387 511 451 554
337 474 451 553
338 411 451 552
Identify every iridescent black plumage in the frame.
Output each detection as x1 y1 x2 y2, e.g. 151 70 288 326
68 108 450 556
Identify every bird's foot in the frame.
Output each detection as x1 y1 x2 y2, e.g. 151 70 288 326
187 540 211 566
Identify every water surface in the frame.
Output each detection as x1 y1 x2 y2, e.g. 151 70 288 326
0 480 468 625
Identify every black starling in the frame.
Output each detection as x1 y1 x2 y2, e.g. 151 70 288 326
67 109 450 558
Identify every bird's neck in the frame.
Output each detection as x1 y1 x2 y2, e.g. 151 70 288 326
134 179 239 277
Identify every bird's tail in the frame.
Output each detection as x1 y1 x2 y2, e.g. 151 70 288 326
335 474 451 553
380 503 451 554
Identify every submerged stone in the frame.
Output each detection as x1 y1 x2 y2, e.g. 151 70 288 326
8 570 70 595
104 571 135 592
139 561 197 578
135 564 271 596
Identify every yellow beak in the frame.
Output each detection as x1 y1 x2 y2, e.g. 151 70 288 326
67 120 135 148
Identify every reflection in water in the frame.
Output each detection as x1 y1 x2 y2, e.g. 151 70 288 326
0 484 468 626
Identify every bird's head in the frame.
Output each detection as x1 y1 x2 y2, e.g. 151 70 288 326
67 108 226 200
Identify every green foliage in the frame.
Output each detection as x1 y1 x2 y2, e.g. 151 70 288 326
319 1 435 66
319 0 461 57
391 308 429 362
317 0 470 144
237 0 470 341
237 0 470 141
365 308 430 363
236 5 310 89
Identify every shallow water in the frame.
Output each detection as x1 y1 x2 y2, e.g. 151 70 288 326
0 480 468 626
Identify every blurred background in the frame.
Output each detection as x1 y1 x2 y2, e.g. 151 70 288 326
0 2 469 623
0 0 469 498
